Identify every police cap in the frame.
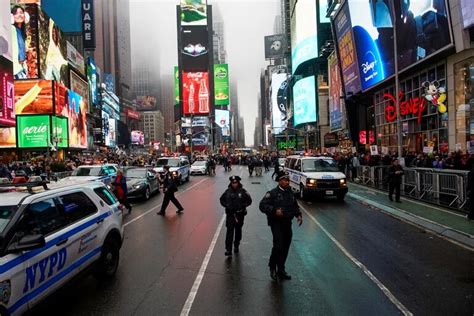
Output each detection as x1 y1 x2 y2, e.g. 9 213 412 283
229 175 241 182
276 171 290 181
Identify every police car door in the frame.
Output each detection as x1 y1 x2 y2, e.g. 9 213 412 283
13 197 71 311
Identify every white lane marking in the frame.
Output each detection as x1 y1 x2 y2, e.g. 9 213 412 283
124 178 208 227
180 215 226 316
299 202 413 316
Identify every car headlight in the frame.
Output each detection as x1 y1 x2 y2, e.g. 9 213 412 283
133 182 145 189
340 178 347 186
172 171 178 176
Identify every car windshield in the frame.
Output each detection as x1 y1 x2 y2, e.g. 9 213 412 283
156 159 180 167
193 161 207 166
0 205 17 234
302 159 339 172
125 169 147 178
71 167 101 176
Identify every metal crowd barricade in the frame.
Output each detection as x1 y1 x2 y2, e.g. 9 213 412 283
351 166 469 213
52 171 72 181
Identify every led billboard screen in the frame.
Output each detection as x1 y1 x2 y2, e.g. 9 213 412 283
87 57 97 105
214 64 229 106
0 58 15 126
394 0 452 71
347 0 395 91
17 114 50 148
174 66 179 105
334 2 361 95
14 80 54 115
68 90 87 148
136 95 157 111
291 0 317 74
1 0 12 62
180 0 207 26
271 73 288 134
131 130 144 145
52 115 67 148
182 72 209 115
181 27 209 71
329 52 343 132
215 109 230 137
293 76 316 126
181 116 209 127
70 70 89 112
0 127 16 148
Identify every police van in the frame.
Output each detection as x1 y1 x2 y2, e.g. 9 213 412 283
0 181 124 315
284 155 348 200
153 157 190 185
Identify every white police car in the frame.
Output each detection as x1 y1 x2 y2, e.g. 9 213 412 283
153 157 190 184
0 181 124 315
284 155 348 200
59 164 119 187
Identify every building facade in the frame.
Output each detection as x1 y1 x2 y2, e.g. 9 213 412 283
138 111 165 145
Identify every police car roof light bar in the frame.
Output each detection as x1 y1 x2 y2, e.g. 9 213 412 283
0 181 50 194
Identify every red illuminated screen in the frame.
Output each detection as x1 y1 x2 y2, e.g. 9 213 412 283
182 72 209 115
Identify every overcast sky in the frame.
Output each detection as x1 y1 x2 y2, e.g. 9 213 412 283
130 0 280 147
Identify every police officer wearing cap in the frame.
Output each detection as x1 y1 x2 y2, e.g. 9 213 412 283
157 165 184 216
259 170 302 280
219 175 252 256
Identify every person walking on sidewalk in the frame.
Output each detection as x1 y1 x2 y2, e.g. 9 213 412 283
388 159 404 203
259 170 303 281
466 165 474 221
113 170 132 214
157 165 184 216
219 176 252 256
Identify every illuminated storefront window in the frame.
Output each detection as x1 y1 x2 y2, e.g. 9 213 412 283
455 57 474 151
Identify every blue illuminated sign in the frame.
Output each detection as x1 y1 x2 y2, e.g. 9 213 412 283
293 76 317 126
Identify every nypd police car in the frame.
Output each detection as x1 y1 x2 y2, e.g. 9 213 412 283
59 164 119 187
153 157 190 185
0 181 123 315
284 155 348 201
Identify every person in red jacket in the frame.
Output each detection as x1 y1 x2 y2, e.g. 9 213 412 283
113 170 132 214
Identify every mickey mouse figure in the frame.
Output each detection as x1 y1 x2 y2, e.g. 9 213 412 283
422 81 447 113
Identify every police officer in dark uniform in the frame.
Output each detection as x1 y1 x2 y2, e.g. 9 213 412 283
388 159 404 203
157 165 184 215
220 176 252 256
259 170 302 281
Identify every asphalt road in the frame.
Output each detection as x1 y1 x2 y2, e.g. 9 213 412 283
30 165 474 316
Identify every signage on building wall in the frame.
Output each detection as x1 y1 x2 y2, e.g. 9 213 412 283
384 92 427 124
81 0 95 50
125 108 140 120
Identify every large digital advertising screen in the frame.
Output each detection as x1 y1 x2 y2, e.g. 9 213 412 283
1 0 12 62
11 3 39 79
0 127 16 148
181 27 209 71
347 0 395 91
70 70 89 112
333 2 361 95
131 130 144 145
38 10 68 85
182 72 209 115
271 73 288 134
181 116 209 127
52 115 67 148
291 0 317 75
180 0 207 26
174 66 180 105
214 64 229 106
136 95 157 111
87 57 97 106
68 90 87 148
14 80 54 115
17 114 50 148
215 109 230 137
53 81 67 116
293 76 317 126
0 58 15 126
329 52 343 132
394 0 452 71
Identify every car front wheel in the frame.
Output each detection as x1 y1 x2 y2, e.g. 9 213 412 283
94 238 120 280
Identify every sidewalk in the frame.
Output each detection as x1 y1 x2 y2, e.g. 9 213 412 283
348 182 474 250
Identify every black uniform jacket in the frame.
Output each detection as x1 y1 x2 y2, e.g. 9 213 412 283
219 187 252 215
259 186 302 224
161 171 178 192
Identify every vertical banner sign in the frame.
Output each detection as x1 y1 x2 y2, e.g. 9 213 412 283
81 0 95 49
328 52 343 132
214 64 229 106
174 66 180 105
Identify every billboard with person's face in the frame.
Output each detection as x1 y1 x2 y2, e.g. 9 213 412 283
182 71 209 115
347 0 395 91
17 114 50 148
215 109 230 137
0 58 15 126
293 76 317 126
68 90 87 148
180 0 207 26
14 79 54 115
131 130 144 145
394 0 452 72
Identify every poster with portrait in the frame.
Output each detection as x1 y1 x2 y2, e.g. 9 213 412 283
328 52 343 132
68 90 87 148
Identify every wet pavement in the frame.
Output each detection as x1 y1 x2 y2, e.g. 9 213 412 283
30 165 474 316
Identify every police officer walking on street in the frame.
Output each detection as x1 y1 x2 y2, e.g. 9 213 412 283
157 165 184 215
220 176 252 256
259 170 302 281
388 159 404 203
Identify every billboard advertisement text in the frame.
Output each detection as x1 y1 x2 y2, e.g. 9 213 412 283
17 114 50 148
293 76 317 126
182 72 209 115
214 64 229 106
